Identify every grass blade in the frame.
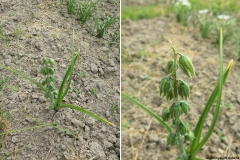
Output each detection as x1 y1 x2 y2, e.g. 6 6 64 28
121 92 172 133
189 30 233 159
0 64 46 92
58 103 115 126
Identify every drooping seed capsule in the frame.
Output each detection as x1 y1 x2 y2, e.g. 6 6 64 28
48 75 55 82
177 79 190 99
167 133 178 146
170 102 182 119
43 57 48 65
185 131 195 141
159 76 173 98
40 67 47 75
166 89 174 100
48 58 55 67
48 68 55 75
167 59 178 74
177 121 190 135
178 55 195 79
179 100 190 115
162 108 170 122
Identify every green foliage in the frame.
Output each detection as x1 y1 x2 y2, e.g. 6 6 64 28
94 15 117 38
75 0 99 24
122 5 163 21
0 31 115 127
122 31 233 159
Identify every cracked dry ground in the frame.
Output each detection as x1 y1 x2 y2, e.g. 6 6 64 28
0 0 120 160
121 15 240 160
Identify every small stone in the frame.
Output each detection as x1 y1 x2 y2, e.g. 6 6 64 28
108 59 115 67
101 125 107 133
60 144 66 150
31 94 38 99
195 92 202 98
104 67 116 73
12 136 18 143
71 118 81 127
91 63 98 73
4 59 11 65
147 142 157 149
85 117 95 126
89 142 106 157
209 147 217 153
218 148 224 154
148 134 159 142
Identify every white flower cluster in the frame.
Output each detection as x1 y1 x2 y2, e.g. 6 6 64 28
198 9 208 14
175 0 191 8
217 14 230 20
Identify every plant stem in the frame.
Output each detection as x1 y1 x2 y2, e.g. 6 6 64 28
172 46 187 159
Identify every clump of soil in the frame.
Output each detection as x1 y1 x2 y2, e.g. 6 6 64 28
0 0 120 159
121 10 240 160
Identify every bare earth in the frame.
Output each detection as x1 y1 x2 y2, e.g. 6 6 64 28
121 3 240 160
0 0 120 159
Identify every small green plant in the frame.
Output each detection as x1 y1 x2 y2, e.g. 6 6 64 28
220 101 233 110
90 88 97 94
121 121 130 130
215 15 235 45
78 71 88 77
51 33 57 39
67 0 75 15
75 0 98 25
7 85 18 93
173 0 192 26
197 9 214 39
0 31 115 127
122 30 233 159
94 15 117 38
217 131 226 141
109 29 120 47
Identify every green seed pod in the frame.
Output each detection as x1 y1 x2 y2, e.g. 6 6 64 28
159 77 168 96
167 59 178 74
49 85 56 92
178 79 190 99
48 75 55 82
170 102 182 119
162 108 170 122
166 89 174 100
179 100 190 115
178 55 195 79
48 68 54 75
48 58 55 67
177 121 190 135
167 133 178 146
159 76 173 97
41 79 46 86
53 90 58 96
40 67 47 75
43 57 48 65
185 131 195 141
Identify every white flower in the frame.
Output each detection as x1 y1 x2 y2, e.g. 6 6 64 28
198 9 208 14
176 0 191 8
217 15 230 20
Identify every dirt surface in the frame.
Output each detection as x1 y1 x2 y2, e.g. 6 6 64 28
0 0 120 159
121 3 240 160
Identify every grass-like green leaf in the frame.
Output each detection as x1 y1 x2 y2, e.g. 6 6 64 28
0 64 46 92
189 30 233 159
121 92 172 133
58 103 115 126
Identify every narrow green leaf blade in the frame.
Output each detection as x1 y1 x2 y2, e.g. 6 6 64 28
121 92 172 133
0 64 46 92
58 103 115 127
189 30 233 159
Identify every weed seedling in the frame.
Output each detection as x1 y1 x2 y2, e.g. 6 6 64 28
0 31 115 127
94 15 117 38
67 0 75 15
173 0 192 26
109 29 120 47
122 30 233 159
75 0 99 25
90 88 97 94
